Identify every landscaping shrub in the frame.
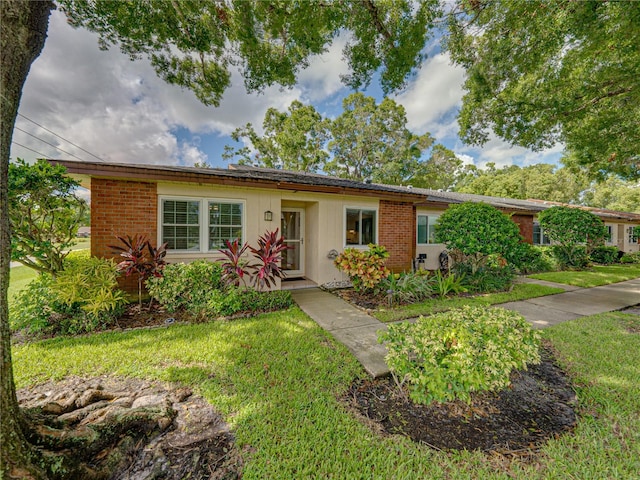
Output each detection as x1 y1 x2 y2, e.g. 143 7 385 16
110 234 167 307
11 253 126 335
589 246 620 264
334 244 390 292
50 254 127 333
538 206 607 269
218 229 289 290
620 251 640 264
10 273 57 334
380 272 435 305
147 260 293 319
434 202 524 272
431 270 467 297
146 260 225 315
512 243 556 274
453 262 514 293
551 244 589 269
235 289 294 313
378 306 541 405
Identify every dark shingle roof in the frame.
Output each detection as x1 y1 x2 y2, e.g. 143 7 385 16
50 159 640 221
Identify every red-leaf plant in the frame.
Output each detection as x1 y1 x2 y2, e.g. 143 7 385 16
109 235 167 308
249 229 290 291
218 238 251 288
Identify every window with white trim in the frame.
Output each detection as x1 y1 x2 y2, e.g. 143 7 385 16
208 201 243 249
533 222 551 245
605 225 613 244
161 198 244 252
345 208 376 246
417 214 440 244
162 199 201 251
628 226 638 244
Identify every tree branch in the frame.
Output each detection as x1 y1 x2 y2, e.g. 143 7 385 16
362 0 393 45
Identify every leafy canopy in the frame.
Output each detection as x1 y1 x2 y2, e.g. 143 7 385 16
224 101 330 172
60 0 441 106
226 94 465 189
326 92 434 183
8 159 87 275
456 163 590 204
538 206 607 250
447 1 640 180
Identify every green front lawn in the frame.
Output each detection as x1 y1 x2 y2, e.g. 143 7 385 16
15 308 639 478
529 264 640 288
8 265 38 302
375 283 564 323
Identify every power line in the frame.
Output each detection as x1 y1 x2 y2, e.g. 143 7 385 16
11 141 49 158
17 113 105 162
14 126 89 162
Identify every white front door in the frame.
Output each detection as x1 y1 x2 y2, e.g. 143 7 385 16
281 208 304 277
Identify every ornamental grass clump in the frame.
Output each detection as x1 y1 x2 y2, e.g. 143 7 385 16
378 306 541 405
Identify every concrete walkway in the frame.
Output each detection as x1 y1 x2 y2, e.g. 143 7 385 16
291 288 390 378
503 277 640 329
292 278 640 378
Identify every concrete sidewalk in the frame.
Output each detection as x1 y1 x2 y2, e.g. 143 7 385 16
292 279 640 378
501 277 640 329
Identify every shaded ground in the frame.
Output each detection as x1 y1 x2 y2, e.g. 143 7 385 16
344 348 577 456
17 376 242 479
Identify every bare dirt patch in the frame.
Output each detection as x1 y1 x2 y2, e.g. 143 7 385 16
18 376 242 479
343 348 577 457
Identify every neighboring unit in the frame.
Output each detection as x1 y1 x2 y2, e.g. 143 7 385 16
52 160 640 290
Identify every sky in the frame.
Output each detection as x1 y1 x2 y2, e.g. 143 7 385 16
12 9 565 172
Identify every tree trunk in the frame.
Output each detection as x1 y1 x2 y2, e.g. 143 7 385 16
1 1 54 478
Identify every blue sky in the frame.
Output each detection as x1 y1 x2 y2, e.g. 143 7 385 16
12 10 564 172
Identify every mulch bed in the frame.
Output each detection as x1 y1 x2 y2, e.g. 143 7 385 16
343 347 577 456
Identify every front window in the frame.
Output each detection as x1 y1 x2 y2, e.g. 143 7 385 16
417 214 440 244
209 201 243 249
161 198 244 252
605 225 613 244
629 226 638 244
162 199 200 250
345 208 376 246
533 223 551 245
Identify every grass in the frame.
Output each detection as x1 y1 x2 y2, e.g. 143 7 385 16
375 283 564 323
529 264 640 288
14 308 639 478
8 265 38 302
69 238 91 251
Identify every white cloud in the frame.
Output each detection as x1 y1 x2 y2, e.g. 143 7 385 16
297 34 351 102
12 10 303 166
456 134 564 170
393 53 465 134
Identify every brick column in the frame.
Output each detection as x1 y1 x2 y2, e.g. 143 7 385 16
91 178 157 292
378 200 415 272
511 214 534 244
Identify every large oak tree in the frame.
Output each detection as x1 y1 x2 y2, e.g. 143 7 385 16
0 1 438 477
448 1 640 180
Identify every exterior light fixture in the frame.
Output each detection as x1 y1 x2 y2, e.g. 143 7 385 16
264 210 273 221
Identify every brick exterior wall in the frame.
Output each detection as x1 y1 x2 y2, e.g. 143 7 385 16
378 200 415 272
511 214 534 244
91 178 157 292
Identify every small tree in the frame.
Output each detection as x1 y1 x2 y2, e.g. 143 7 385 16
8 159 87 275
434 202 524 272
538 206 607 268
